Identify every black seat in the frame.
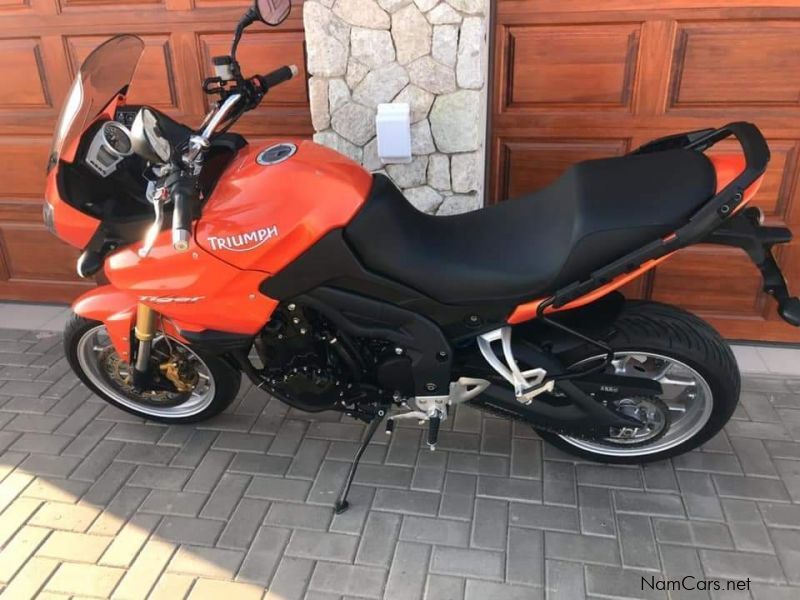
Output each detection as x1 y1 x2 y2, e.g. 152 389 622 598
345 149 716 305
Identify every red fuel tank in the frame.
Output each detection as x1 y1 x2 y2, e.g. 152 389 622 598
196 140 373 274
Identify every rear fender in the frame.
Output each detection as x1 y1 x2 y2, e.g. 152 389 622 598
72 286 138 361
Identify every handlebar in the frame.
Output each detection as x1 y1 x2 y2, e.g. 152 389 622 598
141 63 298 258
191 63 297 162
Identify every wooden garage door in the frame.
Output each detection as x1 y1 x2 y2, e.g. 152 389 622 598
489 0 800 342
0 0 310 303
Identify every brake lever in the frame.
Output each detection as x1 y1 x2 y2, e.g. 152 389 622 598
138 187 168 258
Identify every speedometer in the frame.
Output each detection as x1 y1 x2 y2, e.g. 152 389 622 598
86 121 134 177
102 122 133 157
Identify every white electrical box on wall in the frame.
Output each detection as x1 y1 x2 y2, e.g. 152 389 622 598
376 103 412 164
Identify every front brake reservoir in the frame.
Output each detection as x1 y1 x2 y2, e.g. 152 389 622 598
213 56 235 81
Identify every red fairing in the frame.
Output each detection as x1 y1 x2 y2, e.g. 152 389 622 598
44 169 100 249
197 140 372 273
72 284 195 359
104 229 279 336
44 95 125 250
72 286 138 360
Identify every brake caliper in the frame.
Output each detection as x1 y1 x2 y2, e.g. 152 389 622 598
159 355 198 393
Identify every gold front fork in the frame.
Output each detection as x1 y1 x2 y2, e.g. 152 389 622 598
133 303 157 376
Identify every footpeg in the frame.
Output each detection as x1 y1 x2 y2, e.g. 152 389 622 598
478 327 552 404
427 411 441 450
387 378 490 449
519 379 556 401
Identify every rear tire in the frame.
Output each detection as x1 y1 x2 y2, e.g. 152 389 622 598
64 314 240 423
537 301 740 464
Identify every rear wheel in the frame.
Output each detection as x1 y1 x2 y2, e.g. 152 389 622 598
65 314 240 423
537 301 740 464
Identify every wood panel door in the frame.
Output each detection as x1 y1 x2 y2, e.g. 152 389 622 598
0 0 310 303
489 1 800 342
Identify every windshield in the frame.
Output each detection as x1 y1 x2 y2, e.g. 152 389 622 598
50 35 144 166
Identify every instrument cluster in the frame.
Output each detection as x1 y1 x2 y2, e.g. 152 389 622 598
85 121 134 177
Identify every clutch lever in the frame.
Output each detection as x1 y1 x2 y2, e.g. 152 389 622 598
138 185 169 258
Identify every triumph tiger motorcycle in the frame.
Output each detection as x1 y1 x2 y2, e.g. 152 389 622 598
45 0 800 512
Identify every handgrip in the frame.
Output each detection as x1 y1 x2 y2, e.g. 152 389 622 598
258 65 298 90
171 176 197 252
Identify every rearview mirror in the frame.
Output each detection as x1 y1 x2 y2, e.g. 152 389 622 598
254 0 291 26
131 108 172 164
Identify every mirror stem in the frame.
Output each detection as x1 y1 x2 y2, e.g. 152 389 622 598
231 7 257 63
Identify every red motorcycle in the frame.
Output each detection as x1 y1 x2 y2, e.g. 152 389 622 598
45 0 799 511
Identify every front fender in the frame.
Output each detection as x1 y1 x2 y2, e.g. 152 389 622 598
72 286 138 361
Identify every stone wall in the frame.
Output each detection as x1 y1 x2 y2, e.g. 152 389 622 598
303 0 489 215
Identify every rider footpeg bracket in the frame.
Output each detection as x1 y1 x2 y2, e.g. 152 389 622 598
389 377 490 449
477 327 554 404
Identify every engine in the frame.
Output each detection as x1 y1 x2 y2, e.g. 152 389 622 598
255 304 351 411
255 303 415 414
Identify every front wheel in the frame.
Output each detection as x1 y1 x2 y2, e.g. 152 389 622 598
537 301 740 464
65 314 241 423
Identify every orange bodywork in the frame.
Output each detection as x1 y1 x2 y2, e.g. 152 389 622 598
507 153 765 325
71 138 372 359
105 229 278 333
44 171 99 248
44 96 125 249
77 226 278 358
73 287 139 362
197 140 372 273
73 284 191 361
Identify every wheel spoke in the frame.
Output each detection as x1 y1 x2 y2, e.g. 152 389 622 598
649 361 672 381
658 375 697 387
612 356 631 374
662 398 687 413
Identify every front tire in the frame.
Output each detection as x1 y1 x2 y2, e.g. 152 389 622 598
65 314 241 423
538 301 740 464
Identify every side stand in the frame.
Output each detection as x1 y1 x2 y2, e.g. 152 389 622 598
334 407 387 514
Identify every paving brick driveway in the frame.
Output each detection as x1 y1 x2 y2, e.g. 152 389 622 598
0 326 799 599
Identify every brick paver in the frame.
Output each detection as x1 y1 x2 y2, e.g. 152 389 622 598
0 327 799 598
